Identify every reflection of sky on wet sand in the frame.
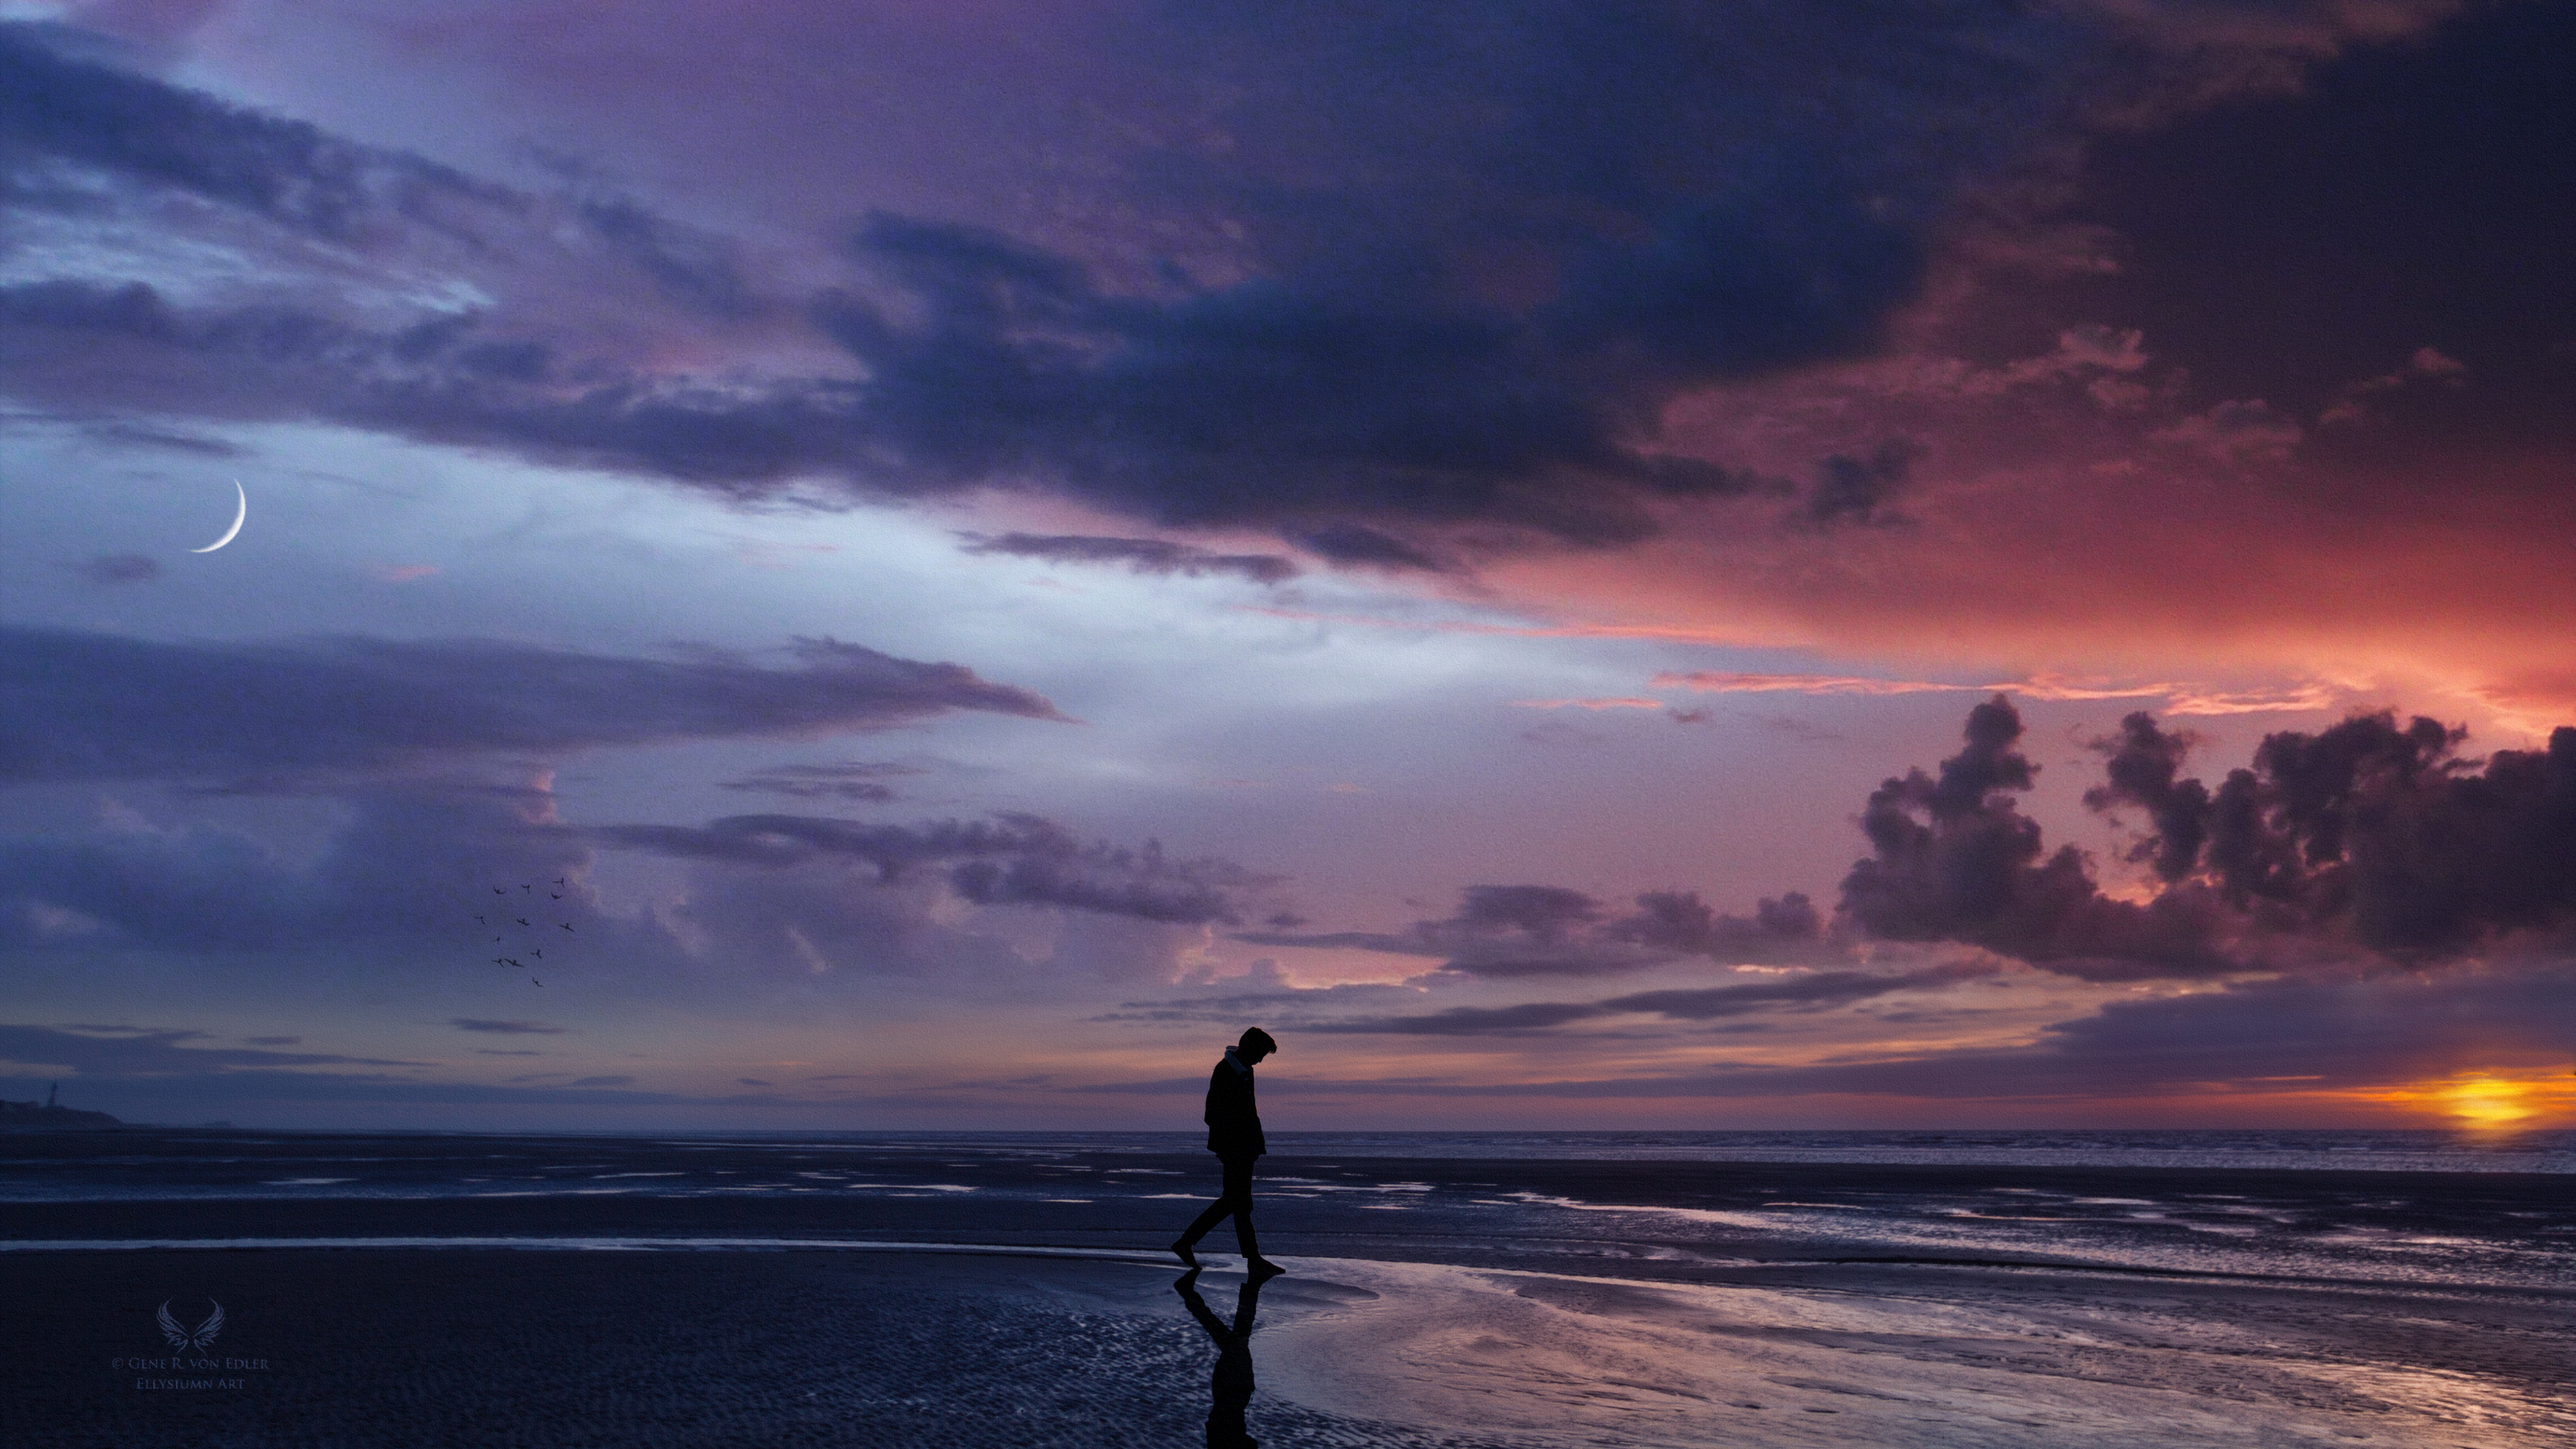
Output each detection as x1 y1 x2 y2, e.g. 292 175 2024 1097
1257 1258 2570 1447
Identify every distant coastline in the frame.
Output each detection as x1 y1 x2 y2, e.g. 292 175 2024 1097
0 1098 122 1130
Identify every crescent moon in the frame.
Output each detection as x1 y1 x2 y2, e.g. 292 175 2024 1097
190 479 246 553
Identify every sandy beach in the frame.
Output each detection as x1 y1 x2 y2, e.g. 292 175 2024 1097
9 1242 2570 1447
7 1129 2572 1446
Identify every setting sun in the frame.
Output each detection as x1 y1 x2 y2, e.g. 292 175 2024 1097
2354 1071 2576 1131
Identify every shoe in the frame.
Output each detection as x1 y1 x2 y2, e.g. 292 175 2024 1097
1170 1238 1199 1268
1246 1257 1287 1281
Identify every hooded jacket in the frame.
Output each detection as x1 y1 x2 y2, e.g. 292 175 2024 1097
1203 1048 1265 1160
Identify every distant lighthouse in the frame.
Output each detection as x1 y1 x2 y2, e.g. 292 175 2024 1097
47 1081 58 1108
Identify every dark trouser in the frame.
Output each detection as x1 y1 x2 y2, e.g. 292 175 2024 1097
1178 1155 1262 1258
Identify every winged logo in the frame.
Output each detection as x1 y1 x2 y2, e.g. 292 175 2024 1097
156 1299 224 1351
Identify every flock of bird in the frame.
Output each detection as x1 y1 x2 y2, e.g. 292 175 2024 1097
474 878 574 986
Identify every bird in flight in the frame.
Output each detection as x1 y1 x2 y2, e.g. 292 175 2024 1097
493 887 506 894
533 949 542 958
503 957 522 968
559 922 574 932
491 957 506 967
521 883 532 893
473 914 486 924
550 893 562 900
514 917 529 926
554 877 566 886
532 979 542 987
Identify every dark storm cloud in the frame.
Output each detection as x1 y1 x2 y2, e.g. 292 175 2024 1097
597 812 1269 926
2084 712 2211 882
1838 695 2576 974
1838 694 2239 980
69 552 157 584
0 24 752 323
0 8 2090 550
0 24 491 239
2062 1 2576 461
958 532 1297 584
808 181 1905 545
2133 711 2576 962
1239 882 1823 977
0 626 1061 784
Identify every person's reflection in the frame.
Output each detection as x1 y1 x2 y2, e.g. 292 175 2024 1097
1174 1267 1266 1447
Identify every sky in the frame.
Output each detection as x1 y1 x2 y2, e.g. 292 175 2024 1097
3 0 2573 1133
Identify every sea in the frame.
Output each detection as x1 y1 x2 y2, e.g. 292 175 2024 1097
8 1126 2570 1292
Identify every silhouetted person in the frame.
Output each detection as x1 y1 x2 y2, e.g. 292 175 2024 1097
1175 1268 1266 1448
1172 1028 1284 1279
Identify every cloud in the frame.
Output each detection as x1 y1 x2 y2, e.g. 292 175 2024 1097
449 1019 567 1036
0 626 1061 785
2152 710 2576 961
1798 439 1914 528
957 532 1296 584
1514 697 1662 711
2084 713 2211 882
1299 960 1998 1035
0 2 2511 620
1655 670 1969 696
0 1023 428 1072
69 553 158 584
952 840 1260 927
0 8 2065 552
1240 882 1822 977
600 810 1270 928
0 780 600 953
718 761 926 804
1838 695 2241 980
1651 670 2305 713
0 25 485 240
1370 961 2576 1100
806 183 1901 550
1836 693 2576 975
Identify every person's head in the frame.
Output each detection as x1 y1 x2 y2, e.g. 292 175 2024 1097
1235 1027 1277 1065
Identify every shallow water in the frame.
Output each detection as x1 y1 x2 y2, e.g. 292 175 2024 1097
9 1128 2570 1291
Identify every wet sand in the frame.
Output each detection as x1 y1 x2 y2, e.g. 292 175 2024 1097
9 1242 2570 1447
7 1131 2570 1445
7 1246 1459 1449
